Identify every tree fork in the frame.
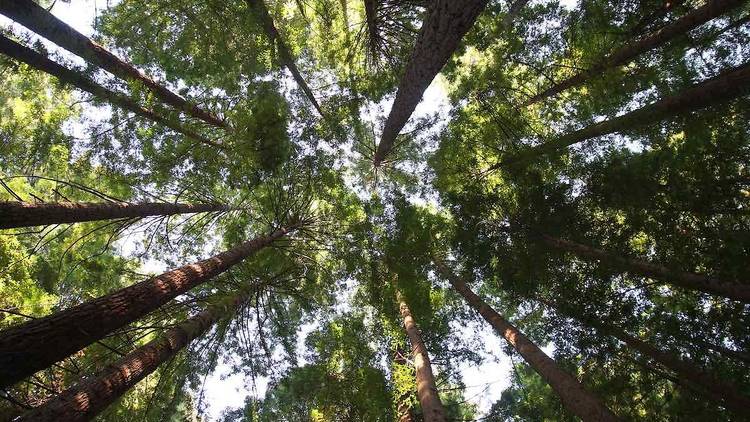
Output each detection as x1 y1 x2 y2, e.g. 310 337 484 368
0 201 228 229
0 225 296 388
0 0 228 129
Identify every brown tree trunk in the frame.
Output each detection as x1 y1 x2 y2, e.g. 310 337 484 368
536 233 750 303
373 0 489 166
522 0 744 106
246 0 324 117
0 226 295 388
0 201 227 229
0 0 228 129
433 259 621 422
498 61 750 167
16 291 251 421
397 290 446 422
0 35 224 150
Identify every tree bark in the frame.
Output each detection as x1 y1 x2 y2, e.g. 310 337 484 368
373 0 489 166
246 0 324 117
522 0 744 106
16 291 251 421
536 233 750 303
497 61 750 168
0 35 225 150
0 0 228 129
433 258 621 422
397 290 446 422
0 226 295 388
0 201 228 229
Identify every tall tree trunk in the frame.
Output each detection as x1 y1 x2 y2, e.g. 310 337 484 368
16 290 252 421
392 344 416 422
0 225 295 388
522 0 744 106
373 0 489 166
396 290 447 422
0 35 225 150
433 258 621 422
497 61 750 168
0 0 228 129
537 297 750 415
246 0 324 117
536 233 750 303
0 201 228 229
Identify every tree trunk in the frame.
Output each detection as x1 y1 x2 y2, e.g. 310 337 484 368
397 290 446 422
0 35 225 150
433 259 621 422
498 61 750 167
536 233 750 303
373 0 489 166
522 0 744 106
16 291 251 421
0 201 228 229
0 226 295 388
0 0 228 129
246 0 324 117
392 344 415 422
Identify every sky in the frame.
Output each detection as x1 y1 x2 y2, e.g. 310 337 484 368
0 1 564 419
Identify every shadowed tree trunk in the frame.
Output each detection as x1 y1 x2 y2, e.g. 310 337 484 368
433 258 621 422
0 0 228 129
536 233 750 302
0 201 228 229
373 0 489 166
16 290 253 421
496 61 750 168
246 0 324 117
522 0 744 106
0 225 296 388
0 35 225 150
397 290 446 422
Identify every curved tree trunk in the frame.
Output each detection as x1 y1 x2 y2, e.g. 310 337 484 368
373 0 489 166
433 259 621 422
0 35 225 150
536 233 750 303
0 226 295 388
497 61 750 168
522 0 744 106
0 201 228 229
16 291 252 421
397 290 446 422
0 0 228 129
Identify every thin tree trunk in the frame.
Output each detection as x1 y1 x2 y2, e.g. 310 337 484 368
497 61 750 168
0 201 228 229
392 344 415 422
396 290 446 422
0 225 295 388
536 233 750 303
0 0 228 129
246 0 324 117
522 0 744 106
373 0 489 166
16 290 252 421
0 35 225 150
433 259 621 422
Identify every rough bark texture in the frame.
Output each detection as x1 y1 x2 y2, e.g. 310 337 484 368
434 259 621 422
0 201 227 229
17 293 249 421
0 0 228 128
538 233 750 303
397 291 446 422
523 0 744 106
0 226 293 388
373 0 489 166
247 0 324 117
499 61 750 167
0 34 224 150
